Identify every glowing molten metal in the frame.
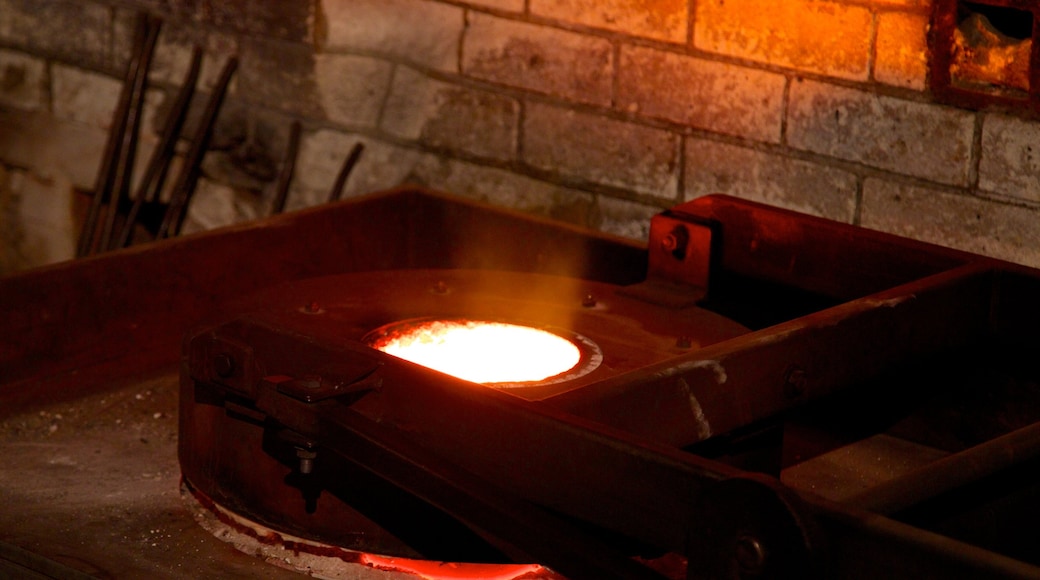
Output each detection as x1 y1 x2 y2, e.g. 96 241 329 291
370 320 581 385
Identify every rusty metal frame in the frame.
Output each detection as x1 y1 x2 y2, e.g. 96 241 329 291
6 189 1040 578
181 268 1040 578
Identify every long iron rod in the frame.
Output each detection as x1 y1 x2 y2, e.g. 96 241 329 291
99 15 161 253
158 56 237 239
270 120 301 215
117 46 202 249
76 13 150 258
327 142 364 203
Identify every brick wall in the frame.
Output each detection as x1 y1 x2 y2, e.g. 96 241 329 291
2 0 1039 273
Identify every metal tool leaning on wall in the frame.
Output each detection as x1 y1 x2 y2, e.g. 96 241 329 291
75 11 364 257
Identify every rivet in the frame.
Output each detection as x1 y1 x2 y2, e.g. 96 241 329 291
432 281 448 294
582 293 597 308
734 534 766 575
213 353 235 378
676 336 692 349
783 366 808 400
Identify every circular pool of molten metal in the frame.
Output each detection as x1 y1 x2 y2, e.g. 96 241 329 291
367 319 584 385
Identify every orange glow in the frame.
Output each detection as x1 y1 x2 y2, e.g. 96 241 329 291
184 480 558 580
360 554 550 580
694 0 873 79
369 320 581 385
952 12 1031 93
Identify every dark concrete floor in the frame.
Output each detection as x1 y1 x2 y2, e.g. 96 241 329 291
0 370 307 579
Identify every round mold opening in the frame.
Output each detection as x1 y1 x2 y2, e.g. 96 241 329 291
364 318 602 387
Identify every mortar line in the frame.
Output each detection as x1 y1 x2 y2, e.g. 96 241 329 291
969 111 984 191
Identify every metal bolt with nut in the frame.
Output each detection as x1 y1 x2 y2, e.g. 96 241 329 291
295 447 317 475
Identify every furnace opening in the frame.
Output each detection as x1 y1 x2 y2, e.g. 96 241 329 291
961 2 1032 39
951 2 1033 94
931 0 1039 110
365 319 600 386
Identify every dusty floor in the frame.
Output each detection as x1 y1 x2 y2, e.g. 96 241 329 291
0 370 307 579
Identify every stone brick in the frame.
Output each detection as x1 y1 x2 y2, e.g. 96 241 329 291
51 63 166 144
0 0 20 45
51 65 123 129
694 0 872 80
173 0 307 41
592 195 661 241
458 0 524 11
786 80 975 186
860 178 1040 267
184 97 248 158
111 9 138 74
0 0 110 71
684 139 857 221
523 102 680 199
978 113 1040 203
165 0 251 35
0 165 20 274
874 10 928 90
180 177 266 234
321 0 463 72
245 0 318 43
145 22 241 92
199 148 271 195
334 140 427 200
288 129 357 202
0 49 46 111
462 13 613 106
296 128 641 237
0 110 107 189
313 54 394 128
144 22 198 87
161 0 315 43
199 113 288 209
618 46 785 143
293 129 426 205
7 76 163 195
864 0 927 6
15 170 75 241
408 156 596 228
530 0 688 44
381 66 518 161
0 168 77 270
239 38 323 117
115 12 236 80
241 110 298 180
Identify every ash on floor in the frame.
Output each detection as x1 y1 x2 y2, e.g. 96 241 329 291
0 371 307 579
